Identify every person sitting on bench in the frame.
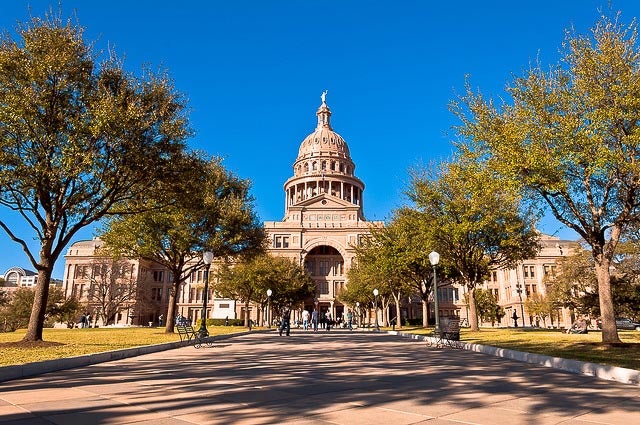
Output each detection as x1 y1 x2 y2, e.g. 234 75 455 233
567 317 588 334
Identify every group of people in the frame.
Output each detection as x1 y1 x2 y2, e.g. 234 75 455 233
78 312 92 328
278 307 354 335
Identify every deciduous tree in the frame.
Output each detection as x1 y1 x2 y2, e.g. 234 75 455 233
408 160 539 331
87 257 140 326
101 155 265 332
454 15 640 343
0 14 190 341
215 254 314 327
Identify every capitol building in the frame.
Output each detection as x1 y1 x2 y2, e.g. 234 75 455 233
60 95 575 329
62 95 381 326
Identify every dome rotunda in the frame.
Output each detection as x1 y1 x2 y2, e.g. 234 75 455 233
295 96 351 162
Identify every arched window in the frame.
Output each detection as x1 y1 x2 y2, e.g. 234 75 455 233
304 163 309 173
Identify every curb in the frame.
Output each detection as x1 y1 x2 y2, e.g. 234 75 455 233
391 330 640 387
0 330 256 383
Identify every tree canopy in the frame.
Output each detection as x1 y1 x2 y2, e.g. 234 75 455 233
408 160 539 331
454 15 640 343
100 154 266 332
215 254 315 327
0 13 190 341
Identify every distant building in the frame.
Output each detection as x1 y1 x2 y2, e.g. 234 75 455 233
1 266 62 291
432 235 577 329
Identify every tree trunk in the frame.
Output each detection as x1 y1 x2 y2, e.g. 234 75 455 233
244 298 250 327
164 278 181 333
23 267 52 341
422 299 428 327
468 286 479 331
393 293 402 329
594 255 622 344
23 237 55 342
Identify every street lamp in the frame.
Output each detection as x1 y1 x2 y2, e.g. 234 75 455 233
429 251 440 335
356 302 360 327
373 288 380 331
198 251 214 338
266 289 272 329
515 282 525 327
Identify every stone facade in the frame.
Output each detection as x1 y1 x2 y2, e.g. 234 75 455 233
264 96 382 322
59 95 577 329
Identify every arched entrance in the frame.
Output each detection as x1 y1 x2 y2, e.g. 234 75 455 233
302 245 346 323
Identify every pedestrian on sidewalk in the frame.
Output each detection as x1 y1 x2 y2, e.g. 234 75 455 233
279 306 291 336
325 311 332 331
312 308 319 332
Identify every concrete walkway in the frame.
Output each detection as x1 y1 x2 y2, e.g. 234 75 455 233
1 330 639 424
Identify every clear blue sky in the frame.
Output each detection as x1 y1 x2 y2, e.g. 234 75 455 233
1 1 638 279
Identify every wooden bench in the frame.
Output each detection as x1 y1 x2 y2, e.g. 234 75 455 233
176 325 213 348
428 317 462 349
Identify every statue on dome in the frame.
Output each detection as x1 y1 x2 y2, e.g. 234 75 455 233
321 90 328 104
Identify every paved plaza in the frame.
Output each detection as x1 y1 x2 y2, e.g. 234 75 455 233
1 330 639 424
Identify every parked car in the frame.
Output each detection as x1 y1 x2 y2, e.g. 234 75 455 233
615 318 640 330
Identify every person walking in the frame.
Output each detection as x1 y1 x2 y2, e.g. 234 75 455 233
312 308 319 332
302 309 310 331
279 305 291 336
325 310 332 331
346 310 353 330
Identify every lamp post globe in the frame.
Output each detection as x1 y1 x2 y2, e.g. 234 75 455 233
429 251 440 335
198 251 214 338
266 289 272 329
373 289 380 331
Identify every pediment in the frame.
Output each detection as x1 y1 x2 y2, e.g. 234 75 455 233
291 194 358 210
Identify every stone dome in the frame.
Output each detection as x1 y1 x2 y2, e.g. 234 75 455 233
296 101 351 161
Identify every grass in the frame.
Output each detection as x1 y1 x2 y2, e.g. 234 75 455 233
403 326 640 370
1 326 639 371
0 326 245 367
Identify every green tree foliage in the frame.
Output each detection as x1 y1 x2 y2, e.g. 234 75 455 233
453 15 640 344
215 254 315 327
550 244 640 320
472 288 505 326
524 292 555 327
408 160 539 331
0 287 81 331
345 211 429 328
0 13 190 341
101 154 265 332
0 278 8 308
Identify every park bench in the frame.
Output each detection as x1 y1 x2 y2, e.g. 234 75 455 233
176 324 214 348
427 317 463 349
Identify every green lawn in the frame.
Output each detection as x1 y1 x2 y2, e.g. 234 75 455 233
1 326 639 371
403 326 640 370
0 326 245 367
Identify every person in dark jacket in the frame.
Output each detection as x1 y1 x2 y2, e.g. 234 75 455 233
279 306 291 336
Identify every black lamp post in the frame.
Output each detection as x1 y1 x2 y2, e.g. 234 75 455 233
515 282 525 327
429 251 440 335
267 289 272 329
198 251 214 338
373 288 380 331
